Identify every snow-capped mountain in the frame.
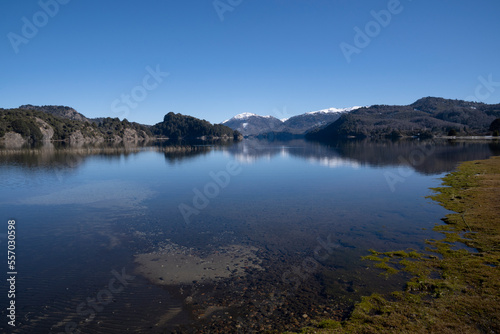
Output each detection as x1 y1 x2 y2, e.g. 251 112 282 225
283 106 362 134
222 106 362 136
223 112 276 122
306 106 362 115
222 113 284 135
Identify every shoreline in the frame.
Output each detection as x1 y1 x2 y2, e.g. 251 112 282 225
291 156 500 333
435 135 500 140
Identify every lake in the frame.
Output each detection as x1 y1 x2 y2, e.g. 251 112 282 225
1 138 499 333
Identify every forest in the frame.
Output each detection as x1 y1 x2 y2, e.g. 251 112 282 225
152 112 240 139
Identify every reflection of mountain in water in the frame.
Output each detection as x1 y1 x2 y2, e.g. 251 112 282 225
0 140 216 171
328 139 500 174
162 145 212 164
0 139 240 174
223 139 361 168
156 139 236 164
2 138 499 176
223 138 500 175
0 141 151 173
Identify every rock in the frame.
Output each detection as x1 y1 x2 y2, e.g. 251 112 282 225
1 132 26 149
69 130 86 144
34 117 54 142
123 128 139 142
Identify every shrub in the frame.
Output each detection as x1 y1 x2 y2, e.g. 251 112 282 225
10 119 43 141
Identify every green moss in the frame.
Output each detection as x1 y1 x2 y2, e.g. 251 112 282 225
374 262 399 275
390 250 409 257
408 251 422 259
361 254 383 262
316 319 342 329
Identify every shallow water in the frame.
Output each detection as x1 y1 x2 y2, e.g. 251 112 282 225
1 138 499 333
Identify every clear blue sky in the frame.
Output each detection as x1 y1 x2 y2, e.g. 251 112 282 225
1 0 499 125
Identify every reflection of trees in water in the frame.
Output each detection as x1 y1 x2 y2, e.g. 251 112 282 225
0 145 144 171
0 139 236 170
488 142 500 156
157 139 235 164
224 138 500 175
162 146 212 164
1 138 499 176
328 139 500 174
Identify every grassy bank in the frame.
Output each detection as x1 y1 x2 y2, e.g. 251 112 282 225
290 156 500 333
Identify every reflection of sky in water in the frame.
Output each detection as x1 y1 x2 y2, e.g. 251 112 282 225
2 140 498 240
0 139 499 332
307 156 360 168
19 180 155 207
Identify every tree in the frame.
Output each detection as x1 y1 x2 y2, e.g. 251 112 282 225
11 119 43 141
490 118 500 133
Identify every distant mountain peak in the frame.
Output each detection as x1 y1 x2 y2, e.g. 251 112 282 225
234 112 259 119
306 106 364 115
223 113 274 123
222 105 363 136
222 113 283 135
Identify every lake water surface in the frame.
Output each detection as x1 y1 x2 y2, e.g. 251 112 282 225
1 138 499 333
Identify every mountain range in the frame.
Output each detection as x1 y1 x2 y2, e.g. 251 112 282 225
222 97 500 139
306 97 500 140
3 97 500 147
222 107 362 136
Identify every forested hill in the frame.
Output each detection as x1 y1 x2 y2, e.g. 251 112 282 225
19 104 91 123
152 112 241 139
0 106 240 144
306 97 500 140
0 107 152 143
